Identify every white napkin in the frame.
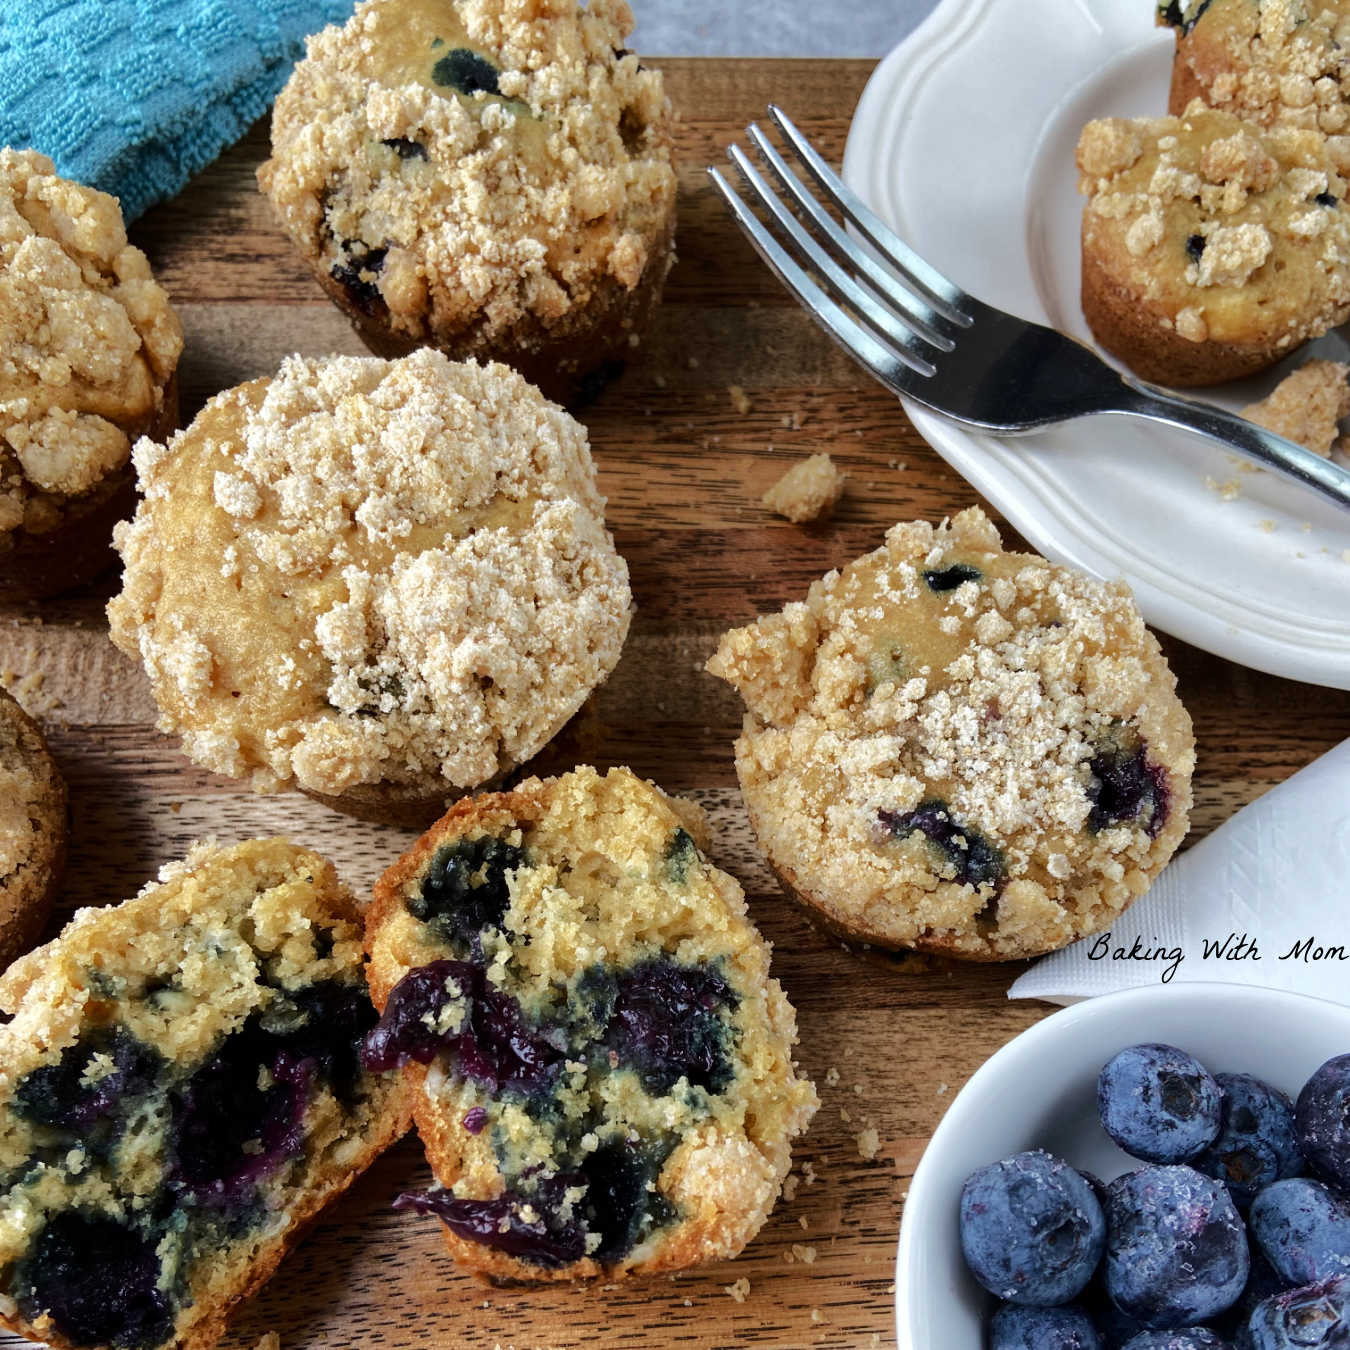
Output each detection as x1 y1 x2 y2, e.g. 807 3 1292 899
1009 738 1350 1007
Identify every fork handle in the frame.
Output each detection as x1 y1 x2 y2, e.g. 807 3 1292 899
1113 379 1350 510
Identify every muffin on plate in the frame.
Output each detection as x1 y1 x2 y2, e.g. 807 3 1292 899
258 0 677 407
0 685 65 967
0 838 411 1350
107 349 632 826
1161 0 1350 142
1076 105 1350 384
362 765 817 1281
0 149 182 597
706 508 1195 962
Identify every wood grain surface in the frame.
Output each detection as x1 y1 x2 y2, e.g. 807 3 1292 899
2 58 1349 1350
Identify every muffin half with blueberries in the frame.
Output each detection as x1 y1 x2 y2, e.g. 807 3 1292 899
258 0 677 406
0 838 411 1350
107 349 632 826
706 507 1195 962
0 149 182 597
362 765 818 1280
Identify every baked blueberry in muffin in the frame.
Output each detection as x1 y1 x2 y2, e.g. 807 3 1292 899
363 765 817 1280
0 149 181 597
0 838 410 1350
107 350 631 826
259 0 677 406
706 507 1195 961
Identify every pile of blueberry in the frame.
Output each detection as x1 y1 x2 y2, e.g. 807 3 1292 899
958 1043 1350 1349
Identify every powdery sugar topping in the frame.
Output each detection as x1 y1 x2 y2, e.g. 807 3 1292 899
108 350 631 798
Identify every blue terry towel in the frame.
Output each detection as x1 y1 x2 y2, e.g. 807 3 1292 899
0 0 355 222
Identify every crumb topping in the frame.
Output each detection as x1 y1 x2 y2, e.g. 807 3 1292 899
0 150 181 538
1173 0 1350 136
761 453 847 524
107 350 631 798
706 508 1195 960
1242 357 1350 453
259 0 676 347
1077 104 1350 343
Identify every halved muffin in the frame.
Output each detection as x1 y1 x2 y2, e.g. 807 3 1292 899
0 838 411 1350
363 765 817 1280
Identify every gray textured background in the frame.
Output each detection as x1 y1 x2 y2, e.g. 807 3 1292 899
629 0 935 57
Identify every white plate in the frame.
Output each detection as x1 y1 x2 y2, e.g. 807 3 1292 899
842 0 1350 690
892 982 1350 1348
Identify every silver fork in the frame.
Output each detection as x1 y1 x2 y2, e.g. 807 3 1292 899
709 105 1350 512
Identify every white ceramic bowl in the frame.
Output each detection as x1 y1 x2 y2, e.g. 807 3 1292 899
894 983 1350 1348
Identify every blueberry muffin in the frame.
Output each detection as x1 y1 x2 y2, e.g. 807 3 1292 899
0 838 411 1350
0 686 65 967
1076 105 1350 384
362 765 817 1281
1161 0 1350 146
706 508 1195 962
258 0 677 407
0 149 181 598
107 350 632 826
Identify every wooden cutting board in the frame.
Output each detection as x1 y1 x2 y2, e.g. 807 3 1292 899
2 58 1348 1350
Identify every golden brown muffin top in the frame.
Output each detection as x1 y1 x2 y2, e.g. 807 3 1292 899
259 0 676 344
0 149 181 538
707 508 1195 960
1077 104 1350 345
108 350 631 799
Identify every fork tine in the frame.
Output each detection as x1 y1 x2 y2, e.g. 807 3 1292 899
744 124 958 349
707 166 934 397
767 103 972 323
726 144 948 369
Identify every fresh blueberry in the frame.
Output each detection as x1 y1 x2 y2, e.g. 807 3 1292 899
960 1150 1106 1306
1086 740 1169 837
1213 1243 1290 1346
408 836 526 955
329 239 388 317
1104 1166 1249 1329
15 1212 173 1350
1098 1045 1222 1164
879 799 1005 891
923 562 982 592
1297 1056 1350 1188
1244 1276 1350 1350
1123 1333 1231 1349
1086 1284 1151 1349
599 958 736 1095
1250 1179 1350 1287
992 1303 1103 1349
1196 1074 1304 1208
431 48 500 96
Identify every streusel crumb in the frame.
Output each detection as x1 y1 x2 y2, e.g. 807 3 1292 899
1242 357 1350 454
108 350 631 801
762 454 847 524
707 508 1195 961
0 149 181 542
